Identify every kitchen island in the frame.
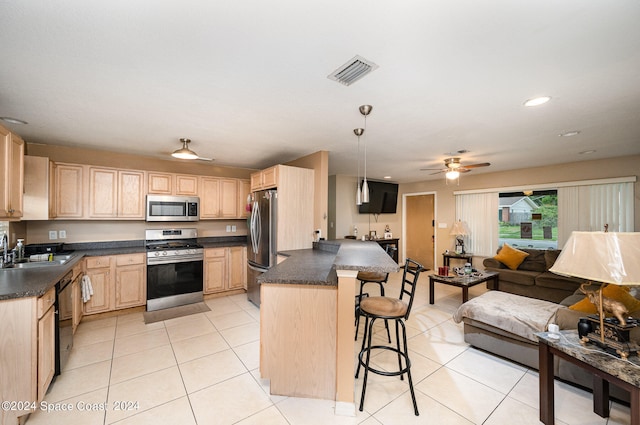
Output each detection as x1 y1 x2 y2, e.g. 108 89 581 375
258 239 399 416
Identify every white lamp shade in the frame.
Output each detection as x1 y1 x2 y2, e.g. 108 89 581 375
450 220 468 236
550 231 640 285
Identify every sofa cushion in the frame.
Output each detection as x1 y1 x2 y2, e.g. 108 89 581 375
535 271 583 291
544 249 562 270
518 249 547 272
495 268 539 286
483 257 506 269
494 244 529 270
568 285 640 314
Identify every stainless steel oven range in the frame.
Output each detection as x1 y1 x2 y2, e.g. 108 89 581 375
145 228 204 311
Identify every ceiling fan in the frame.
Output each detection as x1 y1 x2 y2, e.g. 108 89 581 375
171 138 213 161
421 157 490 179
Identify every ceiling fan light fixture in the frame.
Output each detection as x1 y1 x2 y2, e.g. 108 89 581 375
445 170 460 180
172 138 199 160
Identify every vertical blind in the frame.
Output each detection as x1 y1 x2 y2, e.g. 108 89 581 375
455 192 499 256
557 182 634 246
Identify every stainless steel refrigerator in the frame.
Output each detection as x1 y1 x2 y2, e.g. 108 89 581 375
247 189 277 306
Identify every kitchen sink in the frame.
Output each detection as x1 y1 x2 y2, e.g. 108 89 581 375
1 254 74 270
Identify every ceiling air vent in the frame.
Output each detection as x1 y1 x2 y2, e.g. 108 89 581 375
327 55 379 86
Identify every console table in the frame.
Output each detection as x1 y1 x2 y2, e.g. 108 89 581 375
537 330 640 425
374 238 399 263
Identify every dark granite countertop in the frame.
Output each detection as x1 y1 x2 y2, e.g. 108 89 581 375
0 253 84 301
258 239 399 287
0 236 247 301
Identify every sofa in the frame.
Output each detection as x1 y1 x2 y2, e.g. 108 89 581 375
454 245 640 402
482 247 584 303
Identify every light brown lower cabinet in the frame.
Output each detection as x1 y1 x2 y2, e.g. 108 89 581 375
204 246 247 294
37 298 56 401
0 286 57 424
115 254 146 309
84 253 146 315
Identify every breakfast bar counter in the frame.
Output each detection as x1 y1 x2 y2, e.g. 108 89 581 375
259 239 399 416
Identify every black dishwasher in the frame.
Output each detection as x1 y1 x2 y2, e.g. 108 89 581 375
55 270 74 377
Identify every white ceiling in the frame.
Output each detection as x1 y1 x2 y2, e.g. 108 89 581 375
1 1 639 183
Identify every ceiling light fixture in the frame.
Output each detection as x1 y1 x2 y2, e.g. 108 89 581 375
354 128 364 206
445 170 460 180
359 105 373 203
524 96 551 107
171 138 199 160
0 117 28 125
559 130 580 137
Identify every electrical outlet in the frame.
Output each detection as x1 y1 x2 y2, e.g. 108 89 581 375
231 225 236 232
226 225 231 232
49 231 58 240
59 230 67 239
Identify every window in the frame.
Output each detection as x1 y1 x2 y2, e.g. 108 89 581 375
498 190 558 249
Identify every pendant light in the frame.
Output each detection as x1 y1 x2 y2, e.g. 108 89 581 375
359 104 372 203
354 128 364 205
172 138 199 160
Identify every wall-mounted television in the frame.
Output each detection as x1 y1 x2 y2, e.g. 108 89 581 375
358 180 398 214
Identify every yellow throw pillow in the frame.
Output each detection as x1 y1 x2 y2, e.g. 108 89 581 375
569 285 640 315
494 243 529 270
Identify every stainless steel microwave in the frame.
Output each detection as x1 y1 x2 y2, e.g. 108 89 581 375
145 195 200 222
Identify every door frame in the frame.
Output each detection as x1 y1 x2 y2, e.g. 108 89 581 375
401 191 437 270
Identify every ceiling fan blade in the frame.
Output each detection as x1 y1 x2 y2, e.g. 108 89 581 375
420 167 445 171
462 162 490 169
459 168 472 173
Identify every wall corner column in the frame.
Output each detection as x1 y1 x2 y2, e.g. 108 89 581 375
335 269 358 416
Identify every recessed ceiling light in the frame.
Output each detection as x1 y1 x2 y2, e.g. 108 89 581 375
0 117 28 125
383 176 392 179
559 131 580 137
579 150 596 155
523 96 551 107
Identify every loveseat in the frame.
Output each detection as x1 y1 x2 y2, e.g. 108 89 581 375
482 246 583 303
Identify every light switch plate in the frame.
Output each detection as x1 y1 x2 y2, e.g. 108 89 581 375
59 230 67 239
231 225 236 232
49 231 58 240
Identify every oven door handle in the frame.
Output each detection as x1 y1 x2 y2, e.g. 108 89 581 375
147 255 204 265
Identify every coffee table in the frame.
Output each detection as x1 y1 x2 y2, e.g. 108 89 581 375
429 271 499 304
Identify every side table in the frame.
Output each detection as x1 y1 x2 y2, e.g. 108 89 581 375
537 330 640 425
442 252 473 267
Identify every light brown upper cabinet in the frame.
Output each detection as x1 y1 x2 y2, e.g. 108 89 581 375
250 165 278 192
0 124 24 219
89 167 145 219
199 177 239 219
148 172 198 196
237 179 251 219
53 162 85 219
23 156 51 220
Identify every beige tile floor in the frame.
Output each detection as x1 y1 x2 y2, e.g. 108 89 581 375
26 271 632 425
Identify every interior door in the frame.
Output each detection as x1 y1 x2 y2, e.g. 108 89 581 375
404 193 435 271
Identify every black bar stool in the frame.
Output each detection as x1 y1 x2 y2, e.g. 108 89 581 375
355 271 390 342
355 258 424 416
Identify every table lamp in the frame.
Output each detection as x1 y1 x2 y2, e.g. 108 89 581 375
550 231 640 358
450 220 468 254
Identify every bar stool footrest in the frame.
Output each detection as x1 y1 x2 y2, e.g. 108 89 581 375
358 345 411 378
